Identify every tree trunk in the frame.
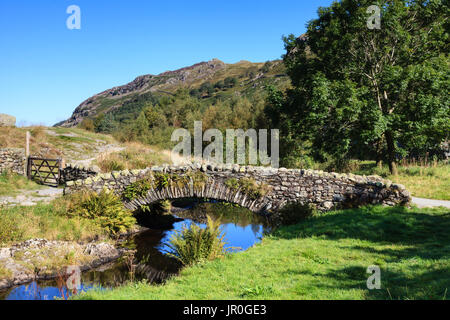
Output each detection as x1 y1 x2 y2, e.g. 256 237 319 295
375 138 384 170
385 130 398 175
376 159 383 170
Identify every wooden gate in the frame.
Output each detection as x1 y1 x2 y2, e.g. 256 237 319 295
27 157 62 187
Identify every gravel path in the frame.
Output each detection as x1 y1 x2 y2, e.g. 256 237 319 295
0 187 63 207
411 197 450 209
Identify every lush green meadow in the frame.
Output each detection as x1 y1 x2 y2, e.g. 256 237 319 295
76 205 450 300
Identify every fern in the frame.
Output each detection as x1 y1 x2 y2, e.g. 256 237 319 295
165 215 228 266
66 189 136 235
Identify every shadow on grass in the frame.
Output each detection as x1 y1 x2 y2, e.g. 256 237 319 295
308 265 449 300
271 205 450 246
271 205 450 300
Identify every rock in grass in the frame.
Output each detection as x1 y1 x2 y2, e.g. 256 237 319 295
0 114 16 127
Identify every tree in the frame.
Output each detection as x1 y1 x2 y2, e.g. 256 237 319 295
200 82 214 97
261 61 272 73
133 111 150 139
279 0 449 174
224 77 238 88
143 106 167 128
79 118 94 131
189 88 201 99
214 80 225 90
94 113 117 133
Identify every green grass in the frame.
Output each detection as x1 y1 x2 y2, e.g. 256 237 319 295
0 125 119 161
0 171 44 196
0 264 13 279
352 161 450 200
94 142 170 172
0 200 107 279
0 201 105 246
49 127 116 144
46 128 118 159
75 205 450 300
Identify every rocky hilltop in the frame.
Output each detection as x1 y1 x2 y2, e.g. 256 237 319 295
56 59 228 127
0 114 16 127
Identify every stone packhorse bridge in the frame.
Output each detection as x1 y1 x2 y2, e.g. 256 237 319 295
64 163 411 214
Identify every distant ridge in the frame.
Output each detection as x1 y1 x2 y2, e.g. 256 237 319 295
56 58 288 127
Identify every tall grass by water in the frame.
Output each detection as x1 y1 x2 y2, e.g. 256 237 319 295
0 202 104 245
0 189 137 245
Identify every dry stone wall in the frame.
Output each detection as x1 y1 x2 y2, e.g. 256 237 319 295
61 164 98 183
0 148 25 175
64 162 411 215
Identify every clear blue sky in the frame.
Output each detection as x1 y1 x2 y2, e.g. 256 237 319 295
0 0 333 126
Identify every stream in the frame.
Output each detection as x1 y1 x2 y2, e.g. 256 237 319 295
0 200 270 300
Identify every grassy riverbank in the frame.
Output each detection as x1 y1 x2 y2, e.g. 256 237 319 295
351 161 450 201
76 205 450 300
0 202 105 246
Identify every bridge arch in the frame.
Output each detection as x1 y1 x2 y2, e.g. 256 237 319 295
64 163 411 215
123 178 272 213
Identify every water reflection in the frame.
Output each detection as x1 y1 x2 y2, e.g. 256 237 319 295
0 201 270 300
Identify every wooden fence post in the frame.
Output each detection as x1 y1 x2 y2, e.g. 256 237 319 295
25 131 30 176
58 158 63 185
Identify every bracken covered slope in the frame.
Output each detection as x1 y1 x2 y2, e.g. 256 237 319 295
55 59 289 127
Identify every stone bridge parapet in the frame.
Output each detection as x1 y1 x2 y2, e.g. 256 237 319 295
64 163 411 214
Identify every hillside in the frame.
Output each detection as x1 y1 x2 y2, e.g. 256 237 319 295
56 59 289 128
0 126 170 170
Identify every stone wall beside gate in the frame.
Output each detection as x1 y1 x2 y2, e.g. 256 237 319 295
0 148 26 175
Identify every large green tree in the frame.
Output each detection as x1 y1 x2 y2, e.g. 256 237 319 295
274 0 448 174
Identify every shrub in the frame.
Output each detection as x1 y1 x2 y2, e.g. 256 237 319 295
261 61 272 73
225 177 270 200
214 80 225 90
123 175 154 201
224 77 238 88
123 172 208 201
276 202 317 226
78 119 95 131
97 156 126 172
65 189 136 236
140 200 171 215
186 171 208 189
0 210 23 243
165 216 228 266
